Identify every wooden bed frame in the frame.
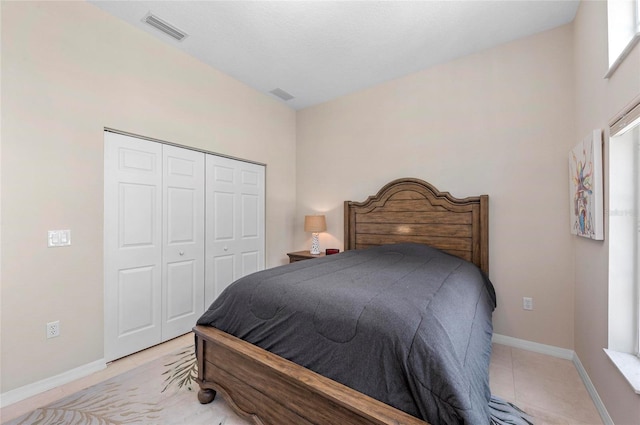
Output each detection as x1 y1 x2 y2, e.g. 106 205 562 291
194 178 489 425
344 177 488 275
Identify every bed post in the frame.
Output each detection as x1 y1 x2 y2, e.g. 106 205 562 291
195 332 217 404
480 194 489 276
344 200 352 251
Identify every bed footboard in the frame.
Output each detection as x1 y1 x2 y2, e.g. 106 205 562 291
194 325 428 425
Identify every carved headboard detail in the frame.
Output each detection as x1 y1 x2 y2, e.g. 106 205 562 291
344 178 489 275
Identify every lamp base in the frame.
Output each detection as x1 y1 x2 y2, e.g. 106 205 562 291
310 233 320 255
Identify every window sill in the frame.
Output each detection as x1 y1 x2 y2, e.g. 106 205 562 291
604 349 640 394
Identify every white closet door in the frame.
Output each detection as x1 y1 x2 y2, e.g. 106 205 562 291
161 145 205 340
205 155 265 306
104 132 163 362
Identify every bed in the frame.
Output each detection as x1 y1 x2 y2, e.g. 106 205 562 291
194 178 491 425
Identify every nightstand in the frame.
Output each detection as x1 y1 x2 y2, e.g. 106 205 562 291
287 250 326 263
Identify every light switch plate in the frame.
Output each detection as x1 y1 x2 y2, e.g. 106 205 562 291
48 230 71 247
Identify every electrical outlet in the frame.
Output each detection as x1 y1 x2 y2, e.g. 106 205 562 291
47 321 60 338
523 297 533 311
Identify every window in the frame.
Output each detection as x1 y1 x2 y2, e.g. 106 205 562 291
607 99 640 393
605 0 640 78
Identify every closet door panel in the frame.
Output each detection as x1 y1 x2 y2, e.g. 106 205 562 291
206 156 265 306
206 158 236 305
118 266 156 334
166 260 197 319
104 133 162 362
241 251 259 276
162 145 205 341
212 255 234 298
240 191 260 276
238 168 264 278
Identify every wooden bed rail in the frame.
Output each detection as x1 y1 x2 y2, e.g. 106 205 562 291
194 325 428 425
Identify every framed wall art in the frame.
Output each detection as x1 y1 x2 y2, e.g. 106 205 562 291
569 129 604 240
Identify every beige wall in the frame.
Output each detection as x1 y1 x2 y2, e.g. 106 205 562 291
573 2 640 424
0 1 296 392
295 3 640 421
3 1 639 421
297 25 576 350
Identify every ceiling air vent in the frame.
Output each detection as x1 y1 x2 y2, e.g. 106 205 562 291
142 12 188 42
270 88 295 101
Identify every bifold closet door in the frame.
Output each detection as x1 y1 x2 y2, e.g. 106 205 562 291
161 145 205 341
104 133 163 361
105 132 205 361
205 155 265 307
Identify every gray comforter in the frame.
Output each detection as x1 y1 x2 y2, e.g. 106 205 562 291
197 243 497 424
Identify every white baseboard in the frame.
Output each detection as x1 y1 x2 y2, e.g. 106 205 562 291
0 359 106 408
492 333 574 359
573 353 615 425
492 333 613 425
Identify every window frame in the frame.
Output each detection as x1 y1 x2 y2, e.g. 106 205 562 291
606 97 640 394
610 99 640 356
605 0 640 79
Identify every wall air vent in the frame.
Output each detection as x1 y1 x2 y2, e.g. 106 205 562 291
269 88 295 101
142 12 188 42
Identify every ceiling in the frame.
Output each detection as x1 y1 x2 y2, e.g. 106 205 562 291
88 1 580 110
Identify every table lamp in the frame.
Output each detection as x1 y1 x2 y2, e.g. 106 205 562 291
304 215 326 255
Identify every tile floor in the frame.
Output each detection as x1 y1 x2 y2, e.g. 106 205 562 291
1 336 603 424
490 344 603 425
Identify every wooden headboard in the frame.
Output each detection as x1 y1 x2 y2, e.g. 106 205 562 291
344 178 489 275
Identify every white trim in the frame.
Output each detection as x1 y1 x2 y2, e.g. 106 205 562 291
604 31 640 79
103 127 266 167
605 0 640 79
0 359 106 408
575 352 615 425
604 348 640 394
492 333 613 425
492 333 574 359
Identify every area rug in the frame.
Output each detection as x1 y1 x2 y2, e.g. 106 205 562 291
5 346 533 425
4 346 250 425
